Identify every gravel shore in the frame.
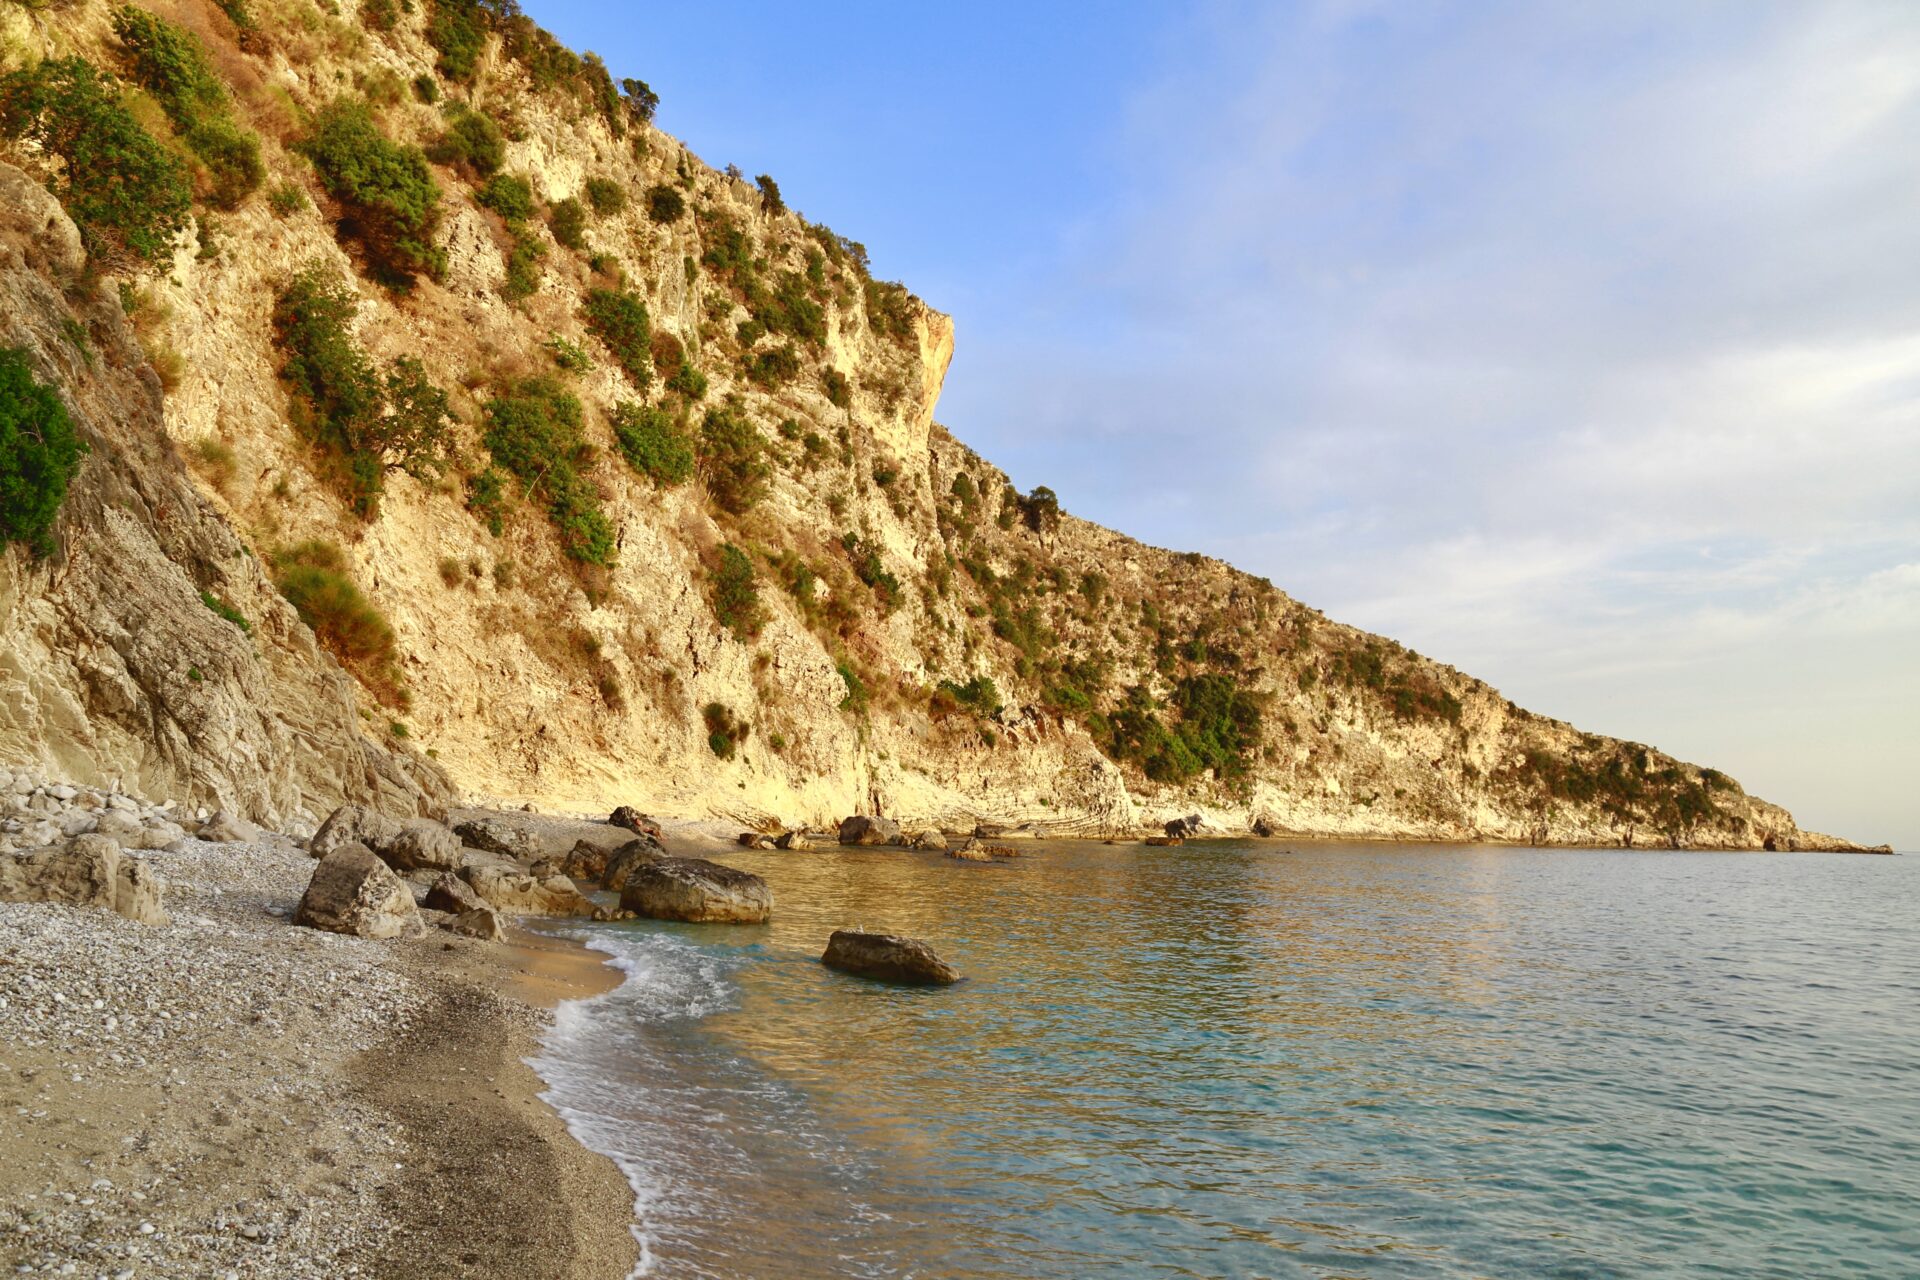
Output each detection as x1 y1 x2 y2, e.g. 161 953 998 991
0 832 638 1278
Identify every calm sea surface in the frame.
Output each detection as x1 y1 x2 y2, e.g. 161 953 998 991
530 841 1920 1279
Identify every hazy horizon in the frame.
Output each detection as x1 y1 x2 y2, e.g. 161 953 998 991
532 0 1919 849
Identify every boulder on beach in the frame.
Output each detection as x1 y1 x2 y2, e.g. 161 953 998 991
294 842 422 939
1164 814 1210 839
444 907 503 941
619 857 771 923
423 871 488 916
0 834 169 925
838 815 901 846
609 806 664 840
910 830 949 852
459 865 596 917
309 803 406 859
1250 815 1279 838
559 839 612 882
453 817 542 862
820 930 960 985
198 809 261 843
773 829 818 851
600 836 668 891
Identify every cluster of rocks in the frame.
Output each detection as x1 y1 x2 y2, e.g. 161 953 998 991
731 815 1024 863
0 766 260 857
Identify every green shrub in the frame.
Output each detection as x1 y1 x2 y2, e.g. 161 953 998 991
621 77 658 125
477 171 535 224
709 542 763 639
301 100 445 285
271 539 405 703
362 0 398 30
610 401 693 485
549 196 587 249
755 173 784 214
583 286 652 389
665 362 707 400
425 0 489 82
481 378 615 565
467 466 507 535
836 662 868 715
184 115 263 208
199 589 251 633
213 0 255 31
822 367 851 408
644 184 683 223
584 176 625 215
502 229 545 301
413 74 440 104
112 8 226 123
268 180 309 217
0 348 90 559
864 278 917 342
745 342 801 387
697 405 768 515
702 701 747 758
427 105 504 177
938 675 1001 719
0 57 192 266
272 265 455 514
544 333 592 372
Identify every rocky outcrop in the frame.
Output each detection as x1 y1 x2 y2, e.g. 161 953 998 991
458 865 595 917
293 843 422 939
599 836 667 891
820 930 960 985
0 834 169 925
310 804 463 873
618 858 772 923
609 808 664 840
839 816 901 847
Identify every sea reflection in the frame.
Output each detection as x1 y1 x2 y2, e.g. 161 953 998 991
542 840 1920 1280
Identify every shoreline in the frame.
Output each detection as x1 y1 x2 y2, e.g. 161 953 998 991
0 830 640 1280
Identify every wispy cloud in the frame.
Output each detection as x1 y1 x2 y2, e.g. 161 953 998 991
944 0 1920 844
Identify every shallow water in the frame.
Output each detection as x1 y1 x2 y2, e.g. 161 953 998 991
530 841 1920 1279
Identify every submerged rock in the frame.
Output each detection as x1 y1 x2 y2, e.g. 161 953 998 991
737 831 774 849
0 834 169 925
838 815 901 846
820 930 960 985
600 836 668 891
619 857 771 923
294 843 422 939
910 830 949 852
773 829 821 850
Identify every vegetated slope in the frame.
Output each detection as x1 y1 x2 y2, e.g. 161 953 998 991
0 0 1864 849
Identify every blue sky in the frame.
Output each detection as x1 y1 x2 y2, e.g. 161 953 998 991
530 0 1920 849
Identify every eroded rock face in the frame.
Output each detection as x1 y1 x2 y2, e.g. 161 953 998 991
0 834 169 925
600 836 667 891
458 865 596 917
838 816 901 847
618 858 771 923
293 843 422 939
820 930 959 985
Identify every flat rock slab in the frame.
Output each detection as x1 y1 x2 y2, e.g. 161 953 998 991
821 930 960 985
619 857 771 923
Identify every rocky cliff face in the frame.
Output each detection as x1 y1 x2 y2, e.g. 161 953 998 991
0 0 1865 850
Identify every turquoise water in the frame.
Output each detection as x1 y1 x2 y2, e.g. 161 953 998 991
532 842 1920 1279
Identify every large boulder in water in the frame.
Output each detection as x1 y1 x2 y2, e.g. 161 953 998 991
619 857 771 923
600 836 668 891
0 835 169 925
821 930 960 985
838 815 900 846
294 843 422 939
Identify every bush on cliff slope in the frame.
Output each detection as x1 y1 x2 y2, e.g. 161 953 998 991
610 402 693 485
111 6 262 207
300 100 444 285
0 57 191 266
481 378 615 565
270 540 406 706
0 349 91 559
271 265 456 515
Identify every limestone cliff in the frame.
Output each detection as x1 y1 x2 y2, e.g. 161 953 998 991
0 0 1868 850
